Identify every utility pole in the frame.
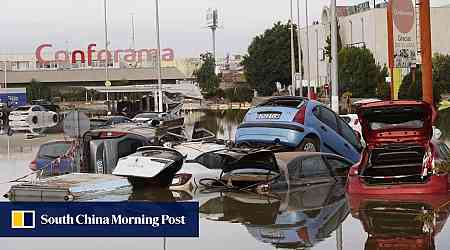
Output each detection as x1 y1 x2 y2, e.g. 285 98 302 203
290 0 296 95
207 9 219 68
296 0 303 97
305 0 311 98
155 0 163 113
316 29 319 91
103 0 110 104
331 0 339 113
420 0 433 104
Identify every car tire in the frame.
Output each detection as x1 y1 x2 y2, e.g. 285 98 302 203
32 116 38 124
297 138 320 152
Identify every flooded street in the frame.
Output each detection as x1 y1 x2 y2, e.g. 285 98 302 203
1 109 450 250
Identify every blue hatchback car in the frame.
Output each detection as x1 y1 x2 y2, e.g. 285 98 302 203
235 96 362 163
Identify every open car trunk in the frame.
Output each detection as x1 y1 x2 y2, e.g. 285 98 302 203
361 144 427 185
357 101 434 185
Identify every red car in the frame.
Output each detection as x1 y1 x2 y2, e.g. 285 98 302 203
347 100 449 195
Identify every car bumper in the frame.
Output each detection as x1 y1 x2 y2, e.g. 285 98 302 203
235 123 306 148
346 174 449 195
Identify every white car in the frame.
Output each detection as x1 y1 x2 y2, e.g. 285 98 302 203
169 142 228 191
8 105 58 125
339 114 361 134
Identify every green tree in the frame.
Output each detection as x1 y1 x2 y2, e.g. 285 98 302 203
194 52 219 95
376 65 390 99
242 21 301 96
27 78 51 101
338 47 387 97
432 53 450 92
399 66 446 105
323 24 343 63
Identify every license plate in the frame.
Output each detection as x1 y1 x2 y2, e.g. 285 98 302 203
257 113 281 120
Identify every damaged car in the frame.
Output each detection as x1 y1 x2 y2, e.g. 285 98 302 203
347 100 449 195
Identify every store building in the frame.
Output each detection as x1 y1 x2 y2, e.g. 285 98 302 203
297 2 450 88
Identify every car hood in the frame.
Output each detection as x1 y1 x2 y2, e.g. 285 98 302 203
358 101 434 146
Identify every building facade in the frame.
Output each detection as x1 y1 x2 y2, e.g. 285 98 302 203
298 3 450 88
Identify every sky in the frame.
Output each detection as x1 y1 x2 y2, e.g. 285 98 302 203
0 0 449 58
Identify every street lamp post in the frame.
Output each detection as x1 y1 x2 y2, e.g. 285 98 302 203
305 0 311 98
103 0 110 104
3 61 7 89
331 0 339 113
296 0 303 97
155 0 163 113
290 0 296 95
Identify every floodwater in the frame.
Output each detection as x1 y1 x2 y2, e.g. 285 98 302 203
1 109 450 250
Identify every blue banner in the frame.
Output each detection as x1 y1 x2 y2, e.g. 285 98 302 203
0 202 199 237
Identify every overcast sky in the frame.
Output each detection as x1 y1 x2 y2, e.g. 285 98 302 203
0 0 449 57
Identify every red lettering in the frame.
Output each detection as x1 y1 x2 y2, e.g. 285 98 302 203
71 50 85 64
114 49 125 63
36 44 52 64
162 48 174 61
54 50 69 63
124 49 136 63
137 49 157 62
97 49 113 63
87 44 96 66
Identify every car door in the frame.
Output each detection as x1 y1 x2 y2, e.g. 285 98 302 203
312 106 346 157
337 117 362 163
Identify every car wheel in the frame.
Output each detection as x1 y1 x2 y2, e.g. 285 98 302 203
297 138 320 152
32 116 38 124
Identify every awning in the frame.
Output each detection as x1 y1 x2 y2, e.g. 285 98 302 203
79 83 203 100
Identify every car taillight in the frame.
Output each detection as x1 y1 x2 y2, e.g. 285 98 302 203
29 160 37 171
99 131 127 138
349 167 359 176
171 173 192 186
293 105 307 124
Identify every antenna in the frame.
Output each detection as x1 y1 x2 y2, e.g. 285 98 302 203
206 8 219 60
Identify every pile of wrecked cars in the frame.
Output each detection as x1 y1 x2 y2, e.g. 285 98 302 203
4 97 449 202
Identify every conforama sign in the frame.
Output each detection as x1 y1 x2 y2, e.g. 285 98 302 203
35 43 175 65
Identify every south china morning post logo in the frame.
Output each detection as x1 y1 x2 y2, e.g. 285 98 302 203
11 210 35 229
1 202 199 237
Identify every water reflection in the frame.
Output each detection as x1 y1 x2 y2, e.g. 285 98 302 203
349 195 450 250
199 181 349 249
185 110 247 140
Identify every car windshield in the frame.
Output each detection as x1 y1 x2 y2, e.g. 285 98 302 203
38 142 72 158
14 106 30 111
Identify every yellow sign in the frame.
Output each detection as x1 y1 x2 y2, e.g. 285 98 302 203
392 68 402 100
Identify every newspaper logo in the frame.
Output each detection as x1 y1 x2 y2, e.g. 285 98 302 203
11 211 35 229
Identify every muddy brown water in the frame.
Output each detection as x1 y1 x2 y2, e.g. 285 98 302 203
1 109 450 250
